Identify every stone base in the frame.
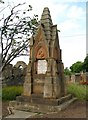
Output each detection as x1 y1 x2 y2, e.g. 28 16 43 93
16 94 72 106
9 94 77 113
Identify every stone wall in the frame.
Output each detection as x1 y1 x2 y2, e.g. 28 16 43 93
65 72 88 84
2 61 27 87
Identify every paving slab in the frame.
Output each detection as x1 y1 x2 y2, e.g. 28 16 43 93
5 110 37 119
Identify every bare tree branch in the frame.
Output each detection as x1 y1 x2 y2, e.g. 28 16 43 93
0 3 38 72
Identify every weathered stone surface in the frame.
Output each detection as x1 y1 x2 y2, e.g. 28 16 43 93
2 62 27 86
9 95 77 114
8 4 79 112
23 83 32 96
65 72 88 84
15 94 72 106
5 110 37 119
14 61 27 69
23 7 65 98
44 76 53 98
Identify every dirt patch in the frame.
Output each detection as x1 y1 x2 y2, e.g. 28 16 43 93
2 101 87 118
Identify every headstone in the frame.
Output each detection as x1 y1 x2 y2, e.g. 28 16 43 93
75 73 80 83
71 75 75 83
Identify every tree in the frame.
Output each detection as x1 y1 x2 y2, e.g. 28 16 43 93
82 55 88 72
64 67 71 75
0 0 4 3
0 3 38 72
70 61 83 73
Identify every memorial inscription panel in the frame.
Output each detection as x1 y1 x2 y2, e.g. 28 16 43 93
37 60 47 74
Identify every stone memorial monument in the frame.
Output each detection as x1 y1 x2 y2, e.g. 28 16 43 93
9 7 76 113
23 7 65 99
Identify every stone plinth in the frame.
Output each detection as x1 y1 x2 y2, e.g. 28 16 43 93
9 94 76 113
16 94 72 106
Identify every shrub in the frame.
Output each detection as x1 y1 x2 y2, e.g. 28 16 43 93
67 83 88 101
2 86 23 101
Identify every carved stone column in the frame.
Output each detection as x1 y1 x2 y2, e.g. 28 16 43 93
23 62 32 96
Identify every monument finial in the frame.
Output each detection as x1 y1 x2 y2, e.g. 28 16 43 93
41 7 53 26
40 7 53 41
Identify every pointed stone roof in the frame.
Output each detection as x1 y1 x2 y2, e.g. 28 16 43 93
34 7 59 43
41 7 53 26
40 7 53 41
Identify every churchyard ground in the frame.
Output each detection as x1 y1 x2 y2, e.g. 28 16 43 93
2 84 88 118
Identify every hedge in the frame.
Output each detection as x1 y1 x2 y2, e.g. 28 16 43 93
2 86 23 101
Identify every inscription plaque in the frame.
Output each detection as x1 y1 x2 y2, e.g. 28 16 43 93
37 60 47 74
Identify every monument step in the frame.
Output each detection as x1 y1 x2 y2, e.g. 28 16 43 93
30 94 73 105
31 93 43 98
56 97 77 111
9 97 77 114
57 94 72 105
16 94 72 106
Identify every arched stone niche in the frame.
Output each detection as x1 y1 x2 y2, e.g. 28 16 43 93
14 61 27 69
34 42 48 59
36 47 47 59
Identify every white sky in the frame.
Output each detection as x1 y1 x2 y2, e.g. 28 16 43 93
0 0 87 68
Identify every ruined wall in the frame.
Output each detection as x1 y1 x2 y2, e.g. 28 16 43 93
65 72 88 84
2 61 27 86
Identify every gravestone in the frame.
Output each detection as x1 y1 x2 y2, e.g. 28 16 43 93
23 7 65 99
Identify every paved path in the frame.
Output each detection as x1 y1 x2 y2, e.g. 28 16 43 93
5 110 37 119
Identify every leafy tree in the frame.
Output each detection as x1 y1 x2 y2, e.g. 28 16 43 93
64 67 71 75
82 55 88 72
70 61 83 73
0 3 38 72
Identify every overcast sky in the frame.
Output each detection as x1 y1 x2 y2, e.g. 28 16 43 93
0 0 87 68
